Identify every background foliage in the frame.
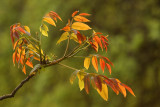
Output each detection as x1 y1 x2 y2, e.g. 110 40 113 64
0 0 159 107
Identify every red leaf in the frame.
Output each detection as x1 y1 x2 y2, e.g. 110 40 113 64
94 36 103 51
72 10 79 17
101 38 108 52
101 56 113 66
104 79 119 95
101 35 108 41
15 27 26 34
49 11 62 21
122 83 135 97
84 75 90 94
94 76 102 91
100 58 105 72
105 63 111 74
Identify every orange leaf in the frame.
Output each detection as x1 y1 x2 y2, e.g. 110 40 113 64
72 10 79 17
122 83 135 97
22 65 26 74
74 15 90 22
13 40 19 50
13 52 16 65
100 58 105 72
61 25 70 31
118 83 126 97
79 13 91 16
105 63 111 74
26 60 33 68
92 41 98 52
84 75 90 94
92 56 98 72
94 36 103 51
49 11 62 21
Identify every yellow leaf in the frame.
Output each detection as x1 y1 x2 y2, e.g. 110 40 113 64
42 23 49 31
41 29 48 37
43 17 56 26
23 26 30 33
72 22 91 30
56 32 79 45
40 23 49 37
70 33 78 43
97 83 108 101
56 32 69 45
77 72 84 91
84 57 90 69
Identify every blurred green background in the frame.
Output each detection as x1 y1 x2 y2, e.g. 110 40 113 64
0 0 160 107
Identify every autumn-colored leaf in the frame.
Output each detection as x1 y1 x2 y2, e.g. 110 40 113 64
72 22 91 30
49 11 62 21
94 76 102 91
104 79 119 95
117 82 126 97
92 56 98 72
61 25 70 31
56 32 69 45
94 36 103 51
77 72 84 91
106 63 111 74
43 17 56 26
79 13 91 16
22 65 26 74
23 26 30 33
97 83 108 101
70 71 78 84
84 57 90 70
14 27 26 34
122 83 135 97
92 41 99 52
84 75 90 94
102 56 113 66
72 10 79 17
100 58 105 72
74 15 90 22
26 60 33 68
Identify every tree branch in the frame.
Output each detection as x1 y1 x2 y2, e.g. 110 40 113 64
0 40 84 101
0 74 34 101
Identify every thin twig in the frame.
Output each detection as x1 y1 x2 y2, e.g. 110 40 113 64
58 63 79 71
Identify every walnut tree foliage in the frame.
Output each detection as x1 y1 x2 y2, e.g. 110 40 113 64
9 10 135 101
